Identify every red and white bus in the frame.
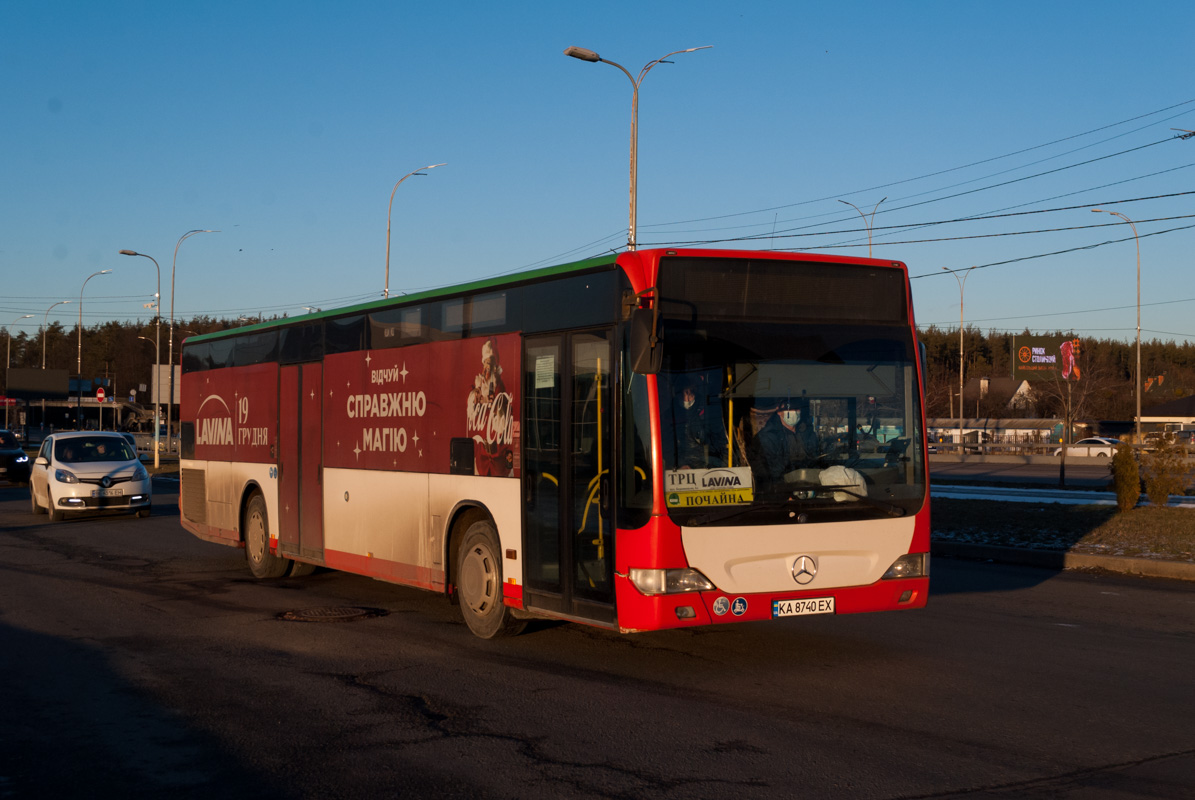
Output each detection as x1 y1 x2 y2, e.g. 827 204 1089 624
179 248 929 638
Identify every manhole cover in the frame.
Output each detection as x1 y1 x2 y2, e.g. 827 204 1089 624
277 606 388 623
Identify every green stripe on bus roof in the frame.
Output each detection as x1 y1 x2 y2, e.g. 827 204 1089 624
186 253 618 343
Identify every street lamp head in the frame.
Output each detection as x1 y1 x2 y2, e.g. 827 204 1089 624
119 249 139 256
564 46 601 62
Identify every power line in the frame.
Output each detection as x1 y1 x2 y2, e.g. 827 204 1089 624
639 98 1195 231
910 222 1195 280
923 296 1195 327
795 213 1195 250
648 136 1188 250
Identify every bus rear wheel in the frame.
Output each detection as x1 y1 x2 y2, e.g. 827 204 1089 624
244 493 288 579
456 520 525 639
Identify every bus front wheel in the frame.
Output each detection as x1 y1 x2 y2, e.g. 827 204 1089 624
456 520 526 639
244 493 288 579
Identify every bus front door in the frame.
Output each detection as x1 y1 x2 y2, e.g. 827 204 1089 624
522 331 615 625
279 363 325 563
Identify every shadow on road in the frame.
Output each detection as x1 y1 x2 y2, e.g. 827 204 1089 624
928 556 1064 596
0 623 293 799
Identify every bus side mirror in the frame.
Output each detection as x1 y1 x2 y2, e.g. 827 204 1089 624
629 307 662 375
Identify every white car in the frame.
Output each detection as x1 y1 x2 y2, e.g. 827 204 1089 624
1053 437 1120 458
29 432 152 521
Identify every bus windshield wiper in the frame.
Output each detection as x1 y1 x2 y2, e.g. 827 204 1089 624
786 480 905 517
681 482 904 526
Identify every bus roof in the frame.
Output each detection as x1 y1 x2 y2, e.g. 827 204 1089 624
186 251 618 344
185 248 908 345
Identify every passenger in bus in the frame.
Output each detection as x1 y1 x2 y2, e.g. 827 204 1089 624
749 400 820 486
674 379 726 469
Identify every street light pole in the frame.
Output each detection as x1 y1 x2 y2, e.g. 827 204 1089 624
40 300 71 433
4 314 34 429
42 301 71 369
564 44 711 252
838 197 887 258
943 266 976 454
1092 208 1142 446
120 249 162 467
167 229 218 454
385 164 445 299
77 270 112 429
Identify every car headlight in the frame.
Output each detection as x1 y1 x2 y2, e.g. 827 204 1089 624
883 552 929 580
15 454 28 463
55 468 79 484
132 464 149 481
628 568 715 595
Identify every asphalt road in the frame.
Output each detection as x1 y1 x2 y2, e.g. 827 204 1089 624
2 479 1193 799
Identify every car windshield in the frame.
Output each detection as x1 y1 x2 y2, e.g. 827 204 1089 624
55 436 137 463
0 431 18 448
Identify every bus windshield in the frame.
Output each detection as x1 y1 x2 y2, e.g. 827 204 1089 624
654 258 925 526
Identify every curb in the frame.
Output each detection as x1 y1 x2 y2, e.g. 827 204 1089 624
932 541 1195 582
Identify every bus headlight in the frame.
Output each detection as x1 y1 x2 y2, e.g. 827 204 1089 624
883 553 928 580
628 568 715 595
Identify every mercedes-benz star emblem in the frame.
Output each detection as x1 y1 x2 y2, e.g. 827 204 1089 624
792 555 817 585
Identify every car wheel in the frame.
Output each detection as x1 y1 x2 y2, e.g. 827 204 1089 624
244 492 288 579
1097 452 1109 458
30 487 45 515
137 505 152 518
48 491 64 522
456 520 526 639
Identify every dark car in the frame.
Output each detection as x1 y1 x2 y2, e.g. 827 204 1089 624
0 429 32 484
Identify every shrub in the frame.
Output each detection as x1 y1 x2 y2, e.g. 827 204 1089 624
1109 442 1140 512
1141 435 1188 507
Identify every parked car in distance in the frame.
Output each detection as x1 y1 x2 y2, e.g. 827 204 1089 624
1053 437 1120 458
29 431 151 521
0 429 31 484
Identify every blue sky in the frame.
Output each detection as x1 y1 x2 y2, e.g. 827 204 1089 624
3 1 1194 345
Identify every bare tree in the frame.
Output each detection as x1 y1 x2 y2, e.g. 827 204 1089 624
1031 359 1116 487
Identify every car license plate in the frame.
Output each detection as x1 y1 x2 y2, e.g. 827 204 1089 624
91 488 123 497
772 597 835 618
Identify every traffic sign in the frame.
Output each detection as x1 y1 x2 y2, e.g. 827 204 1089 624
96 387 105 402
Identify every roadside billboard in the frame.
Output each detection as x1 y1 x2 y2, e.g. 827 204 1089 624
5 368 70 399
1015 336 1081 382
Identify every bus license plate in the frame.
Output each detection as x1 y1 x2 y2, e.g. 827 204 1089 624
772 597 835 618
92 488 123 497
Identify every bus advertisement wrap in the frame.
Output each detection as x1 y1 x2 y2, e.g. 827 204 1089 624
323 333 520 476
187 333 521 477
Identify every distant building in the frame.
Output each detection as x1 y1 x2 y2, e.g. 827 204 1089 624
1140 395 1195 431
959 377 1035 415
